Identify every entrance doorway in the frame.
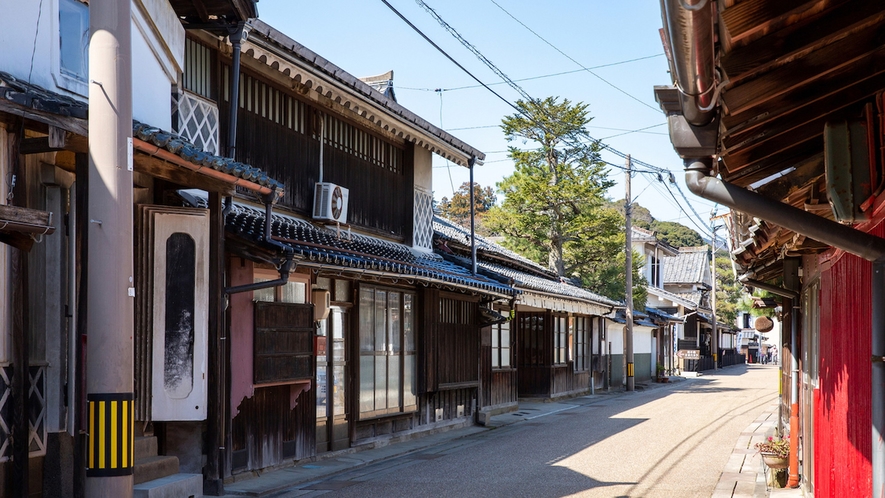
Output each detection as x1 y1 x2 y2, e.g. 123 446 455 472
316 306 349 452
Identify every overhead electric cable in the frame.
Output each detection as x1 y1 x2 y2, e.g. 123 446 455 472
487 0 661 113
398 53 665 92
384 0 712 229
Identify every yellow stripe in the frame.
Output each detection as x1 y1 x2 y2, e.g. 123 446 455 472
130 402 135 467
98 401 106 469
122 401 128 468
110 401 117 469
88 402 95 468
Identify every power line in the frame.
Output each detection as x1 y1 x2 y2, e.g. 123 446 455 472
386 0 711 233
397 53 665 92
486 0 661 113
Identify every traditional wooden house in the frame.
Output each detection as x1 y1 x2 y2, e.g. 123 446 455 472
166 18 518 486
2 1 514 495
657 1 885 494
433 217 618 408
0 1 271 496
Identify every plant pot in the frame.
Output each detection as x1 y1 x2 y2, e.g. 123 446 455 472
761 453 789 470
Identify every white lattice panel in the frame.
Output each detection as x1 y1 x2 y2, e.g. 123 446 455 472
173 90 219 155
414 188 434 249
0 366 10 462
28 365 46 457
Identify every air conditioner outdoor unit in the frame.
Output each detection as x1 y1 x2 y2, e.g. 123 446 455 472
313 182 349 224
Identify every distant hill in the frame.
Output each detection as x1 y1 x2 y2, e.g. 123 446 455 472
607 200 704 248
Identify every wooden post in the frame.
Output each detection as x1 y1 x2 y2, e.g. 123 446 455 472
205 192 226 494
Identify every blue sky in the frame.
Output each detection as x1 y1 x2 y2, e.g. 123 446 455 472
256 0 719 237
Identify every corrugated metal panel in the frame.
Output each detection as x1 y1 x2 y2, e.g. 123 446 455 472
817 249 873 496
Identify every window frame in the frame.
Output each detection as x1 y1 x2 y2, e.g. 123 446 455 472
252 268 309 304
57 0 90 96
553 313 568 365
357 285 417 420
491 314 512 370
573 315 591 372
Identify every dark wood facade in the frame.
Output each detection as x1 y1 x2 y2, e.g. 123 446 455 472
515 310 598 399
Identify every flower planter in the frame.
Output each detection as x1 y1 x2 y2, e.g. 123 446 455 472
761 453 789 470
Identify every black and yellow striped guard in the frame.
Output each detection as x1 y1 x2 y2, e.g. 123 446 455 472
87 392 135 477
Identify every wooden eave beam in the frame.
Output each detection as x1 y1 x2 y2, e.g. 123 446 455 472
722 22 885 117
721 137 821 187
755 155 824 201
722 65 885 152
720 0 840 50
721 1 885 86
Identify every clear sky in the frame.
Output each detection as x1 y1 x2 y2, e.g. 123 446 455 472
256 0 720 238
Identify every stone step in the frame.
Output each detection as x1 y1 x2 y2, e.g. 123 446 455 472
135 436 158 459
133 473 202 498
134 454 179 485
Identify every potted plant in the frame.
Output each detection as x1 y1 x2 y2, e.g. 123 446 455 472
656 364 668 383
755 434 790 469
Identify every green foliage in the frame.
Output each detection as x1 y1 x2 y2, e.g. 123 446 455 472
651 220 704 247
580 244 649 309
438 182 497 235
714 254 745 327
484 97 618 280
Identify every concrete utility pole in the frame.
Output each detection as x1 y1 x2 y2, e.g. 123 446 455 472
710 210 718 371
87 1 134 496
625 155 635 391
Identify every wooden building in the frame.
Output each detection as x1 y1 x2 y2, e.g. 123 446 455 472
0 2 515 496
433 217 617 408
657 1 885 495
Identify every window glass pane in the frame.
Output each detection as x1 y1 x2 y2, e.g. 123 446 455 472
252 276 275 302
316 362 327 418
359 288 374 352
501 347 511 368
375 356 387 411
404 294 415 352
60 0 89 79
316 277 331 292
359 356 375 413
375 290 387 351
332 309 344 340
335 279 351 302
281 281 306 303
389 292 401 353
388 354 401 409
332 365 345 412
404 354 416 407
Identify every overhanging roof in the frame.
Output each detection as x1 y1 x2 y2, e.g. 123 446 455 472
658 1 885 281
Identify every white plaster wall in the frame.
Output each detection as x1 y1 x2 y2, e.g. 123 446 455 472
633 325 654 354
0 0 183 130
607 321 624 354
413 147 433 192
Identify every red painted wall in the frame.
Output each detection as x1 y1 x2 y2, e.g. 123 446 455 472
817 247 874 496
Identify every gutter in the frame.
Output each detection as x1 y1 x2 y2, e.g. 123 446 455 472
224 197 296 295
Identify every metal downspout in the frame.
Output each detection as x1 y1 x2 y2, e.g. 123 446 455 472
684 163 885 262
224 198 295 295
469 157 477 276
784 258 801 488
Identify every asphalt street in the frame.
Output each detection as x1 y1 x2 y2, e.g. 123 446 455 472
257 364 780 498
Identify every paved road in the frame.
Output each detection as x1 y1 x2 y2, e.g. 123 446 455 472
272 364 779 497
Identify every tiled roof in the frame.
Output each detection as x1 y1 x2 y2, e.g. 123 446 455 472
0 71 87 119
664 246 710 285
0 71 284 194
433 216 619 307
433 217 558 279
647 285 710 311
188 195 516 297
133 122 284 193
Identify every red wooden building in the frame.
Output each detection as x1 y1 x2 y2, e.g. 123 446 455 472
657 1 885 495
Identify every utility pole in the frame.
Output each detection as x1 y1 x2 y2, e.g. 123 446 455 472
87 1 134 496
710 209 718 371
625 155 634 391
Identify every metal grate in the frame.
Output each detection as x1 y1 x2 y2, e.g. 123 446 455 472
172 89 219 156
413 188 433 249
